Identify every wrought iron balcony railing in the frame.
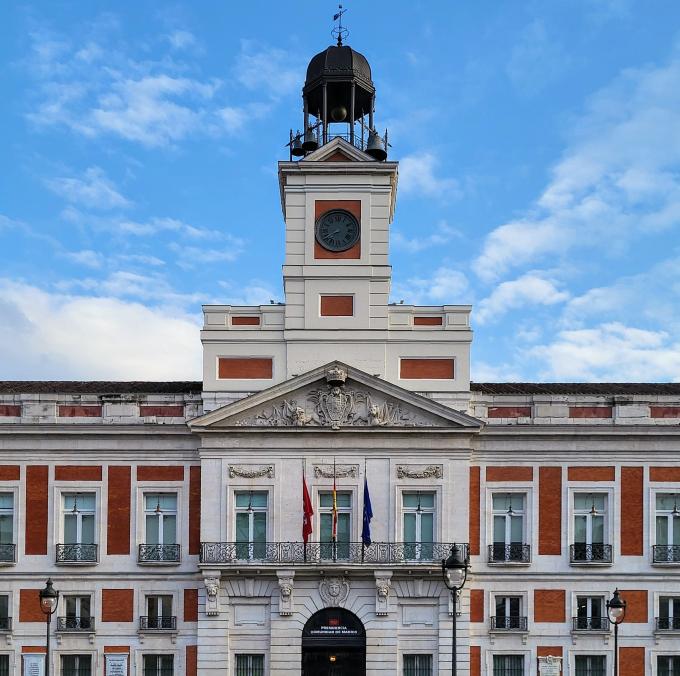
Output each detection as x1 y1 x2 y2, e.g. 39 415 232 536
0 617 11 632
139 616 177 631
488 543 531 563
570 543 612 563
490 616 528 631
653 545 680 563
200 541 468 565
572 617 611 631
0 544 16 563
57 617 95 632
656 616 680 631
56 543 98 563
138 544 181 563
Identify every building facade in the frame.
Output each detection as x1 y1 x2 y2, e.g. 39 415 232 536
0 37 679 676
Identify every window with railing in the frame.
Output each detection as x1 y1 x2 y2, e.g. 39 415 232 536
58 494 97 562
404 654 433 676
574 655 606 676
574 595 609 630
235 654 265 676
0 596 10 632
141 494 179 562
235 491 267 560
59 595 93 631
490 493 528 562
658 597 680 630
572 493 610 562
0 494 14 563
655 493 680 562
320 491 351 560
658 656 680 675
61 655 92 676
493 655 524 676
491 596 526 630
143 655 173 676
141 595 175 630
403 492 435 561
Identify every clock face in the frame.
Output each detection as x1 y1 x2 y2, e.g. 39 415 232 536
315 209 360 252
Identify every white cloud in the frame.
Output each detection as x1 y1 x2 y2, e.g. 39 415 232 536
392 221 462 253
471 361 524 382
64 250 104 268
46 167 131 210
476 273 569 324
0 280 201 380
392 267 468 305
234 41 301 99
167 30 196 50
169 241 244 269
217 280 279 306
118 217 221 239
399 152 462 198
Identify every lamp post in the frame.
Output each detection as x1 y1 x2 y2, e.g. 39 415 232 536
606 588 626 676
39 578 59 676
442 544 470 676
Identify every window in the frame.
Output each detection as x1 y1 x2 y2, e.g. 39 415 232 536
0 655 8 676
493 655 524 676
575 596 608 630
62 595 92 630
59 494 97 562
319 491 351 559
61 655 92 676
491 493 526 562
236 654 265 676
143 655 173 676
0 494 13 562
574 655 606 676
659 656 680 676
404 654 433 676
141 494 179 561
144 595 175 630
492 596 525 630
655 494 680 562
0 596 9 631
403 492 435 560
572 494 609 562
659 597 680 630
235 491 267 560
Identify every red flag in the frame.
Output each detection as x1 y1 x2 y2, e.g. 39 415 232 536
332 476 338 541
302 475 314 543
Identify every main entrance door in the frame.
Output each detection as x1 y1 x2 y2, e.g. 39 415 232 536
301 608 366 676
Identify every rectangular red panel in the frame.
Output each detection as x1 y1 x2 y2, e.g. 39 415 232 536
0 465 20 480
486 466 533 481
568 466 615 481
0 405 20 416
231 316 260 326
400 358 454 379
137 465 184 481
651 406 680 418
539 467 562 555
218 357 273 379
107 466 131 555
470 589 484 622
650 466 680 482
534 589 565 622
139 405 184 417
413 316 443 326
186 645 198 676
101 589 134 622
25 466 48 555
19 589 44 622
470 646 481 676
22 647 47 653
58 405 102 417
55 465 102 481
184 589 198 622
487 406 531 418
104 646 130 653
320 295 354 316
619 590 647 622
469 466 480 556
619 647 645 676
314 200 361 260
568 406 612 418
189 466 201 555
621 467 643 555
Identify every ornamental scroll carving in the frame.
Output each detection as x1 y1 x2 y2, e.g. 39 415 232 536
204 576 220 616
229 465 274 479
314 464 358 479
396 465 443 479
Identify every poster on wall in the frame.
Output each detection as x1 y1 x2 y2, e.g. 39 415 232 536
538 656 562 676
105 654 128 676
23 654 45 676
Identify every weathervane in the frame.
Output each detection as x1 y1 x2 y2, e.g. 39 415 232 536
332 4 349 46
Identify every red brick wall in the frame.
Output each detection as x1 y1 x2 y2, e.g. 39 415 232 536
568 466 615 481
487 406 531 418
137 465 184 481
621 467 643 555
650 406 680 418
650 466 680 482
55 465 102 481
539 467 562 555
231 316 260 326
58 405 102 417
25 466 48 555
107 466 131 555
186 645 198 676
619 590 648 622
19 589 44 622
320 295 354 316
139 405 184 417
413 316 443 326
619 647 645 676
218 357 273 379
470 646 481 676
470 589 484 622
399 358 454 379
189 466 201 555
0 465 20 480
534 589 565 622
486 466 533 481
101 589 134 622
0 405 20 416
184 589 198 622
469 466 480 556
568 406 612 418
314 200 361 259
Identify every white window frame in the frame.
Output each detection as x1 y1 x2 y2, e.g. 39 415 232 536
63 594 92 620
568 487 614 561
656 593 680 631
485 487 533 554
58 651 97 676
652 489 680 545
136 485 184 550
569 652 610 676
487 651 528 676
137 652 176 676
653 652 680 676
233 490 270 549
0 652 15 676
396 484 441 545
143 493 178 545
317 489 354 541
137 589 179 626
61 493 96 544
0 490 16 548
54 487 101 549
234 653 267 676
402 490 436 546
402 653 435 676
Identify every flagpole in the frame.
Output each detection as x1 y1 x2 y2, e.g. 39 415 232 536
303 458 307 563
362 458 366 562
332 457 337 562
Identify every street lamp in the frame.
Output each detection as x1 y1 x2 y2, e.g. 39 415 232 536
442 544 470 676
606 588 626 676
39 578 59 676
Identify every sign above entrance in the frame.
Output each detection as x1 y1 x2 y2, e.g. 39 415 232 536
302 608 366 648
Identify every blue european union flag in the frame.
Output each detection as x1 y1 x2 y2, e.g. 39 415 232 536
362 476 373 546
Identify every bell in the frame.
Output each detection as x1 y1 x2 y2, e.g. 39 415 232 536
330 105 348 122
301 128 318 152
291 134 305 157
365 129 387 161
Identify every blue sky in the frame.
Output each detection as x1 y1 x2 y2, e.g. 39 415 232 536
2 0 680 382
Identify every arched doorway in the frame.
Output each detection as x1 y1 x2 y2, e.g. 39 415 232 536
302 607 366 676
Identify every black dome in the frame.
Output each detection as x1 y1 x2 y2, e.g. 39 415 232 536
304 45 373 90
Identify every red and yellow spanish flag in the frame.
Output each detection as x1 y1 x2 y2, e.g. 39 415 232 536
331 475 338 542
302 475 314 544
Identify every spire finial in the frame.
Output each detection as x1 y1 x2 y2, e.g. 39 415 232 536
332 4 349 46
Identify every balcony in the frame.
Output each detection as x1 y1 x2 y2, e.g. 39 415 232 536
490 616 528 631
57 617 95 632
653 545 680 563
139 616 177 631
572 617 611 632
200 541 468 567
0 617 11 632
0 544 15 563
570 543 612 564
656 617 680 632
138 544 181 564
56 543 98 564
488 544 531 564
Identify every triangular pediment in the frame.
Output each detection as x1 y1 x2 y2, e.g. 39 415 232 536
190 362 483 431
301 137 374 163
